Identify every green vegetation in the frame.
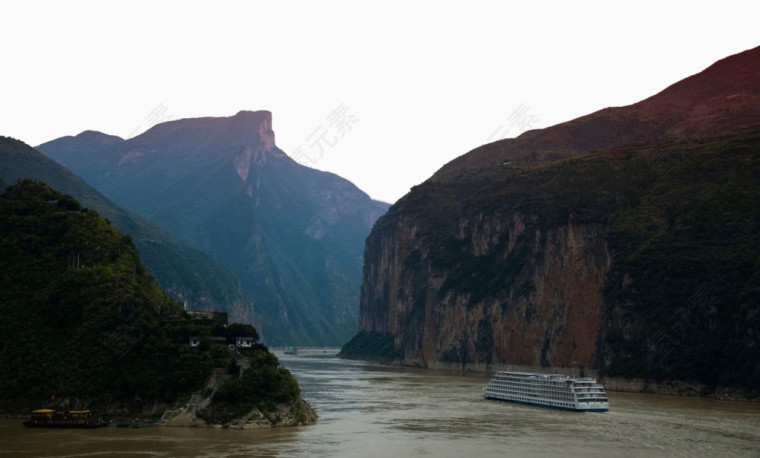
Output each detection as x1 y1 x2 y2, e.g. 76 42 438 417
198 347 301 424
0 180 208 407
0 136 255 323
598 132 760 389
0 180 291 415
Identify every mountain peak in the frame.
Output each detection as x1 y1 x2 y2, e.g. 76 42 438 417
74 130 124 142
234 109 271 119
134 110 276 150
34 130 125 163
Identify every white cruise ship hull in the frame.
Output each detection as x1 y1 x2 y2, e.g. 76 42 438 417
484 371 609 412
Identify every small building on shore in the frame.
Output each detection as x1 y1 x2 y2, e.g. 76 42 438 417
189 335 257 349
236 336 254 348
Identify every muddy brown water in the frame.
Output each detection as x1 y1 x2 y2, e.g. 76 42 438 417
2 349 758 457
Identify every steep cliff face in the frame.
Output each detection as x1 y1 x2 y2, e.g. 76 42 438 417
348 47 760 391
361 209 610 369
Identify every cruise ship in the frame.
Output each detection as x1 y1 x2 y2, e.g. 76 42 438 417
484 371 609 412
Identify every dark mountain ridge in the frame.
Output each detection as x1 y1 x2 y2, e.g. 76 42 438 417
434 46 760 180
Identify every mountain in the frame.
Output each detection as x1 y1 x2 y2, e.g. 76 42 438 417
0 137 254 321
344 46 760 394
0 180 314 426
0 179 211 405
38 111 389 346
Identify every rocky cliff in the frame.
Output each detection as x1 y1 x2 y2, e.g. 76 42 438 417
345 47 760 393
359 208 610 370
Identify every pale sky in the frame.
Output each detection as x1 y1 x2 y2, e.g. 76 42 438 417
2 1 757 203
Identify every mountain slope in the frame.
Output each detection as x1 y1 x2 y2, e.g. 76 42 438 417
38 111 389 346
434 46 760 180
0 180 210 404
0 181 314 425
347 46 760 394
0 137 254 320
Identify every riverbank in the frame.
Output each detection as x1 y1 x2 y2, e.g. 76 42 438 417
1 396 317 429
346 357 760 402
0 363 318 429
599 376 759 402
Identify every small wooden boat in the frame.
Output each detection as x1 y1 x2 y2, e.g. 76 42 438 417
23 409 109 428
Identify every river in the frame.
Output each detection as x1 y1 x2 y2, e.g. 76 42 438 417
1 349 758 457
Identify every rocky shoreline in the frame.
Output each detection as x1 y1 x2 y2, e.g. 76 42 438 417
599 376 759 402
162 397 317 429
2 396 317 429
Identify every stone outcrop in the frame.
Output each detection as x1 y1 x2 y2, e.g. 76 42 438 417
163 398 317 429
162 363 317 429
